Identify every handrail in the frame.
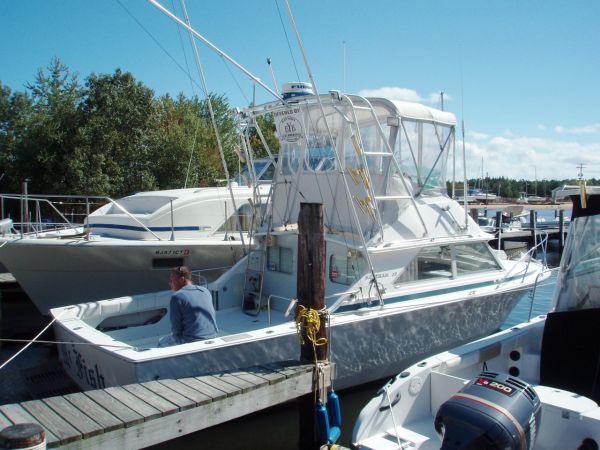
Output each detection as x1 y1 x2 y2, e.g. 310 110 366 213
527 266 559 321
496 233 549 289
105 197 162 241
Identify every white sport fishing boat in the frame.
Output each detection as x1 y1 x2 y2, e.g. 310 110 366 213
0 160 273 313
352 186 600 449
51 87 547 391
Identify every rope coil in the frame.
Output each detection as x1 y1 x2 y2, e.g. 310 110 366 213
295 305 328 349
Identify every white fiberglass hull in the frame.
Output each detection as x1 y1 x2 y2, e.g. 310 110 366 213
53 285 525 392
1 237 245 313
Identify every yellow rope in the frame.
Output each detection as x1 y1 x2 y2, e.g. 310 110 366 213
295 305 328 348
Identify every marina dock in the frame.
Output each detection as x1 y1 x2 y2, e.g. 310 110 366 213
0 361 333 449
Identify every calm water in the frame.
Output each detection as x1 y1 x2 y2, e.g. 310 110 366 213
0 251 560 449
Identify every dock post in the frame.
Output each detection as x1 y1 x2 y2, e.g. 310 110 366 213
0 423 46 449
529 210 537 256
558 209 565 255
296 202 327 450
470 208 478 222
495 211 502 249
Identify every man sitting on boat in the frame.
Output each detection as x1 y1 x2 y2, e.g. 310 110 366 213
158 266 218 346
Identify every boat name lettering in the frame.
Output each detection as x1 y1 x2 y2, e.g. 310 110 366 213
475 377 513 396
375 272 397 278
60 342 106 389
155 249 190 256
273 108 301 117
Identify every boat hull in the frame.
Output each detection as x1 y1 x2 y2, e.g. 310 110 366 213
54 287 523 391
1 238 245 313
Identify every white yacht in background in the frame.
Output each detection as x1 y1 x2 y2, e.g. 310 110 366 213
352 185 599 450
1 161 273 313
51 88 547 391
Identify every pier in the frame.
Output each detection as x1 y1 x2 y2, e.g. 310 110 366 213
0 361 333 449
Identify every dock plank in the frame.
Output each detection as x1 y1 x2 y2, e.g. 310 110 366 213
103 386 162 421
0 410 13 431
20 399 82 445
138 381 196 411
210 372 257 393
156 379 212 407
244 365 288 384
195 375 241 396
84 390 143 427
121 384 179 416
63 393 123 433
223 369 270 390
177 377 227 401
0 403 59 445
43 396 103 439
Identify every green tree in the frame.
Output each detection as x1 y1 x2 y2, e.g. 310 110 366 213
78 69 159 197
10 58 83 194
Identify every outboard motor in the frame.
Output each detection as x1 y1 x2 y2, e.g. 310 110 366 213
434 372 541 450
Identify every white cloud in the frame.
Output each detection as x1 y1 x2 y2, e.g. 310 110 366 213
537 124 546 131
357 86 451 106
555 123 600 135
452 134 600 181
467 130 489 140
358 87 422 102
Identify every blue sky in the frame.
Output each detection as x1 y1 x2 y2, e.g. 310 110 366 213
1 0 599 181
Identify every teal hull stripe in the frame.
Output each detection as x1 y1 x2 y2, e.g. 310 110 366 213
336 273 524 313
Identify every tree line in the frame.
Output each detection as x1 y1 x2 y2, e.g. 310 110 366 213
0 58 273 198
1 58 593 200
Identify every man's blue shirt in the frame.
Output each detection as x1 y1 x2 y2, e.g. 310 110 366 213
170 285 218 342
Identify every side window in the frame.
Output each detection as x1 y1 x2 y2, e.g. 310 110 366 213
267 246 293 274
329 253 363 285
394 246 453 284
454 243 502 275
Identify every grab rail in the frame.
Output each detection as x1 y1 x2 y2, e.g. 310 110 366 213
527 266 559 321
105 197 162 240
496 232 549 289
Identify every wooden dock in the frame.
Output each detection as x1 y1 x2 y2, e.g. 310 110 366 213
0 361 332 449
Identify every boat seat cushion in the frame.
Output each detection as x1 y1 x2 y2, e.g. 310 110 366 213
540 308 600 403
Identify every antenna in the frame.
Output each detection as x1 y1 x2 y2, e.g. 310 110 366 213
440 91 444 111
342 40 346 92
577 163 586 181
266 58 279 94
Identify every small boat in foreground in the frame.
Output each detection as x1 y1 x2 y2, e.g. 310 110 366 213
51 89 548 391
352 185 600 449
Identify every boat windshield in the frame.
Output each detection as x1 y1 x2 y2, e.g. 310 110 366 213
554 213 600 311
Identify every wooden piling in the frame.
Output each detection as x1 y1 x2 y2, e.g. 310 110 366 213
558 209 565 255
495 211 502 250
470 208 478 222
296 202 327 450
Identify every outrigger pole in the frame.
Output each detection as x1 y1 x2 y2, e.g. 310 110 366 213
146 0 283 102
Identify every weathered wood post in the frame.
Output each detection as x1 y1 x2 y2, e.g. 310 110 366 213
558 209 565 255
470 208 478 222
0 423 46 449
296 202 327 450
529 210 537 256
495 210 502 250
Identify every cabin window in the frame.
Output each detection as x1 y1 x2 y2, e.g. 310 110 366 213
394 245 453 284
329 253 364 285
454 243 502 275
394 243 501 285
152 258 184 269
267 246 293 273
217 203 255 232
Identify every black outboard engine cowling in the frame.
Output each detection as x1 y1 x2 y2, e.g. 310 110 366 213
434 372 541 450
